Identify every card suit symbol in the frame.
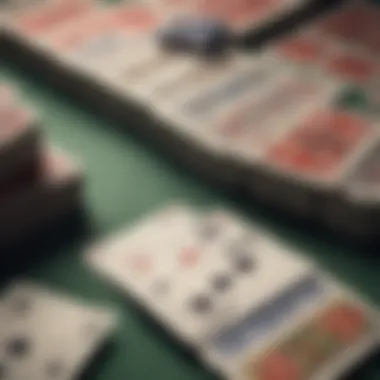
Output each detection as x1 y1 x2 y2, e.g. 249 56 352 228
234 254 255 273
179 247 200 268
5 336 31 359
229 240 255 273
319 303 366 344
254 350 301 380
131 254 152 276
212 273 232 293
190 294 212 314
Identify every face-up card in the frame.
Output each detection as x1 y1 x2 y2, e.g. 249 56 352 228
0 281 116 380
86 205 313 349
265 109 373 186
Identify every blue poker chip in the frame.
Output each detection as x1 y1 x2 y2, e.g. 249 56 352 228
158 17 232 56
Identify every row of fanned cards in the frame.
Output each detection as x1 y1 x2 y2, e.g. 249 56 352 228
3 0 380 238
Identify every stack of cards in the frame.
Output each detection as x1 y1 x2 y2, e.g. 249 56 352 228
0 83 85 247
0 280 117 380
86 204 380 380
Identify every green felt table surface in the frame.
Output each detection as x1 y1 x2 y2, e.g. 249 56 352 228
1 58 380 380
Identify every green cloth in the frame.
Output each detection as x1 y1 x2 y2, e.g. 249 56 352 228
1 60 380 380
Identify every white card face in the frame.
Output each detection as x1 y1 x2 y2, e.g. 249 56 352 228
0 281 116 380
87 206 313 348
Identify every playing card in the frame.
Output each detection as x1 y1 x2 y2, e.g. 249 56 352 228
86 204 314 351
249 106 374 218
0 280 117 380
0 145 84 247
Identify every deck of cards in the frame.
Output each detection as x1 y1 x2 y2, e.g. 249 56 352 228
86 204 380 380
0 83 85 247
0 280 117 380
